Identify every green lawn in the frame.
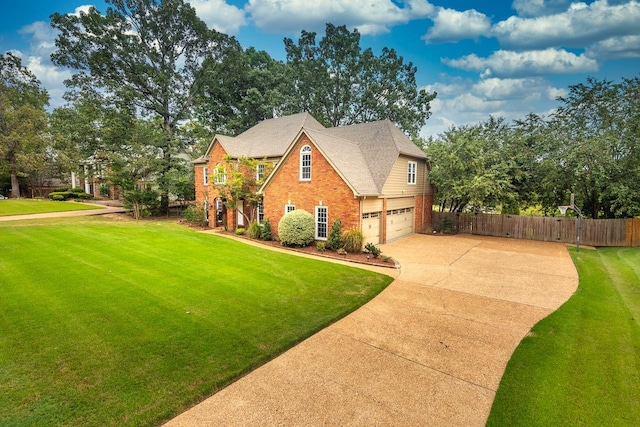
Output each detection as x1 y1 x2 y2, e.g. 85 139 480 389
0 199 102 216
0 217 393 426
487 246 640 426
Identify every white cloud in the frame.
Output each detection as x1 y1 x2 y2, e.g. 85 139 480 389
190 0 247 35
511 0 572 17
245 0 434 35
18 21 58 58
585 34 640 59
422 7 491 43
494 0 640 49
420 77 566 138
443 48 599 78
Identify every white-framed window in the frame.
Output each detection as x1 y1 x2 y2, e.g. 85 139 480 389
203 167 209 185
300 145 311 181
213 163 226 185
256 163 266 181
257 202 264 224
407 161 417 185
315 206 328 240
284 204 296 214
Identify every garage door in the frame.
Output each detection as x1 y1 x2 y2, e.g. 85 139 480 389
362 212 381 244
386 207 414 242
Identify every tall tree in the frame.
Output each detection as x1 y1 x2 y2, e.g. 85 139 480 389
51 0 234 212
196 46 291 136
0 53 49 198
284 23 436 138
426 117 517 213
548 77 640 218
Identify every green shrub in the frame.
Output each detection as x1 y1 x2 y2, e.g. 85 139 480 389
123 189 160 219
337 248 347 255
382 255 391 263
247 222 262 239
183 204 207 226
441 217 455 234
326 218 343 250
364 242 381 258
316 241 326 252
342 229 364 253
260 219 273 241
235 228 245 235
49 189 93 201
278 209 315 247
74 192 92 200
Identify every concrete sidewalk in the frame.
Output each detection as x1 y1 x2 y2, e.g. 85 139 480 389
165 234 578 426
0 204 126 222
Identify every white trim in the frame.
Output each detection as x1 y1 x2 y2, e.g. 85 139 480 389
256 163 265 181
315 206 328 240
284 204 296 214
300 145 311 181
407 161 417 185
257 202 264 224
203 167 209 185
213 163 226 185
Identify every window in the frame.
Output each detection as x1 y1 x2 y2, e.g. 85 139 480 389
315 206 328 240
203 167 209 185
284 204 296 214
257 202 264 224
213 163 226 184
300 145 311 181
407 161 417 185
256 163 266 181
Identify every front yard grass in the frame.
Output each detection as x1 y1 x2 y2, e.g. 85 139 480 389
0 217 393 426
0 199 102 216
487 246 640 426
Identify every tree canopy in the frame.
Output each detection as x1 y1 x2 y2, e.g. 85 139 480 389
51 0 234 211
0 53 50 198
284 24 436 138
427 76 640 219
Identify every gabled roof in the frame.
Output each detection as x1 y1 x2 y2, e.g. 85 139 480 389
194 113 325 162
318 120 426 194
261 120 427 196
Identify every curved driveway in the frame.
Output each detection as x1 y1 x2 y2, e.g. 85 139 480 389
166 233 578 426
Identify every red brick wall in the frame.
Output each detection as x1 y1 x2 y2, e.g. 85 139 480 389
262 134 360 239
194 142 233 228
414 193 434 234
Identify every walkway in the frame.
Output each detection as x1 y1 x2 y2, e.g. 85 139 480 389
165 233 578 426
0 205 126 222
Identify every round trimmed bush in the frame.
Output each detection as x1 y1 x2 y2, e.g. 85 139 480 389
278 209 315 247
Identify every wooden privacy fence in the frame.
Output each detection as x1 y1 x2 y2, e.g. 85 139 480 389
432 211 640 247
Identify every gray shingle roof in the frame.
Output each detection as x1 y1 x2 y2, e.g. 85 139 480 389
305 120 425 195
218 112 325 158
201 113 426 196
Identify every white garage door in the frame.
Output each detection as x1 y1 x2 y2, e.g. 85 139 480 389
362 212 381 244
386 207 414 242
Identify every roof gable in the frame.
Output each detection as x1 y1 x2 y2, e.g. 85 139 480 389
198 112 326 161
305 121 426 195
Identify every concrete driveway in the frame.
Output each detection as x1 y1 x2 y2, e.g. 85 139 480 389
165 233 578 426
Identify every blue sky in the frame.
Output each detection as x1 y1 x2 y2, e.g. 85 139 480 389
2 0 639 137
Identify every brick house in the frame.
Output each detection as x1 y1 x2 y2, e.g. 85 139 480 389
193 112 433 244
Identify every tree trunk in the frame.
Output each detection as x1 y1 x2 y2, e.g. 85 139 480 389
9 151 20 198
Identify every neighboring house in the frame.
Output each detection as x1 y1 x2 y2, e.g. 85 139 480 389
194 112 433 244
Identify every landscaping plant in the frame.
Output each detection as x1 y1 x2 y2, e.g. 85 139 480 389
342 228 364 253
278 209 315 246
326 218 343 250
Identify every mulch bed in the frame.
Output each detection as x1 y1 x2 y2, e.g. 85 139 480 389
214 229 397 269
